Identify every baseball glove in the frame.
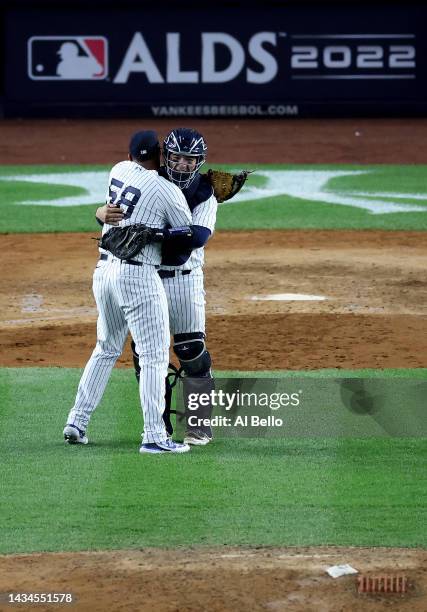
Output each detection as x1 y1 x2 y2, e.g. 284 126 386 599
98 223 154 260
205 169 252 203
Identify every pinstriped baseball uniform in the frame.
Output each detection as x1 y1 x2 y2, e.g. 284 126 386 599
66 160 192 444
160 192 217 334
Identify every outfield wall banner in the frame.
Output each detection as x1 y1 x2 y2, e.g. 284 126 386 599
4 6 427 117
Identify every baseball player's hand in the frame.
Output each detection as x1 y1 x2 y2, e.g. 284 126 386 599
96 204 125 226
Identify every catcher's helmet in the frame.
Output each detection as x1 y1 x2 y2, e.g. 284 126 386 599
163 128 207 188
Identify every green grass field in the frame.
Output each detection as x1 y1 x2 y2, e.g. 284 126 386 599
0 163 426 555
0 368 426 554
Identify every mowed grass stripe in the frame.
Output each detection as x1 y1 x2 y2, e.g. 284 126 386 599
0 368 425 553
1 368 130 552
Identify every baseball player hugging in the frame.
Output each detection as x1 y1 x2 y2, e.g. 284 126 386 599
97 128 218 447
64 130 193 454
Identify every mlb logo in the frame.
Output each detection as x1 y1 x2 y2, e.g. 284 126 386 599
28 36 108 80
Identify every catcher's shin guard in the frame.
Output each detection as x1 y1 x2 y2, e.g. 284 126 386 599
173 332 211 376
173 332 214 436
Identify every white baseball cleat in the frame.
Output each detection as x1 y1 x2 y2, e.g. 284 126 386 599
139 439 190 454
184 430 212 446
63 424 89 445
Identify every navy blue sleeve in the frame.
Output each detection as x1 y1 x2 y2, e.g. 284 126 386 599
163 224 211 249
187 225 211 248
160 225 212 266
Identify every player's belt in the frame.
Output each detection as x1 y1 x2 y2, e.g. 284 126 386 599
158 270 192 279
99 253 143 266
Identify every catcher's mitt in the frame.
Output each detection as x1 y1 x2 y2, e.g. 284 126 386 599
206 169 252 203
98 223 154 260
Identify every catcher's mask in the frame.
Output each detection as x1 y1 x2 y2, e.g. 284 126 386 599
163 128 207 189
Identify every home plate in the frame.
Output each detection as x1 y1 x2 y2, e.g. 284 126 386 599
250 293 327 301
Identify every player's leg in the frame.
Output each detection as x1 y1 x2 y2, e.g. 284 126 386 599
173 331 214 445
167 268 206 335
168 268 215 445
64 262 128 442
130 274 179 437
130 336 175 436
130 268 212 442
121 266 177 447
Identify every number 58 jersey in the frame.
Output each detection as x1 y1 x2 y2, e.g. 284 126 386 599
100 160 192 266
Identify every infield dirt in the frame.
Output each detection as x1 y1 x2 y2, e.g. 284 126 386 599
1 229 427 370
1 547 426 612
